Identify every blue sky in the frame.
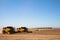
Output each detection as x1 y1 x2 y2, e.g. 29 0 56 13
0 0 60 28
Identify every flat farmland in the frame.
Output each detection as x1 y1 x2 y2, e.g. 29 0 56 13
0 28 60 40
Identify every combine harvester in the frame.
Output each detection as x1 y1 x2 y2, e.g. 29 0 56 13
2 26 32 34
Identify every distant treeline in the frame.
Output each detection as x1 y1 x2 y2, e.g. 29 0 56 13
36 27 52 29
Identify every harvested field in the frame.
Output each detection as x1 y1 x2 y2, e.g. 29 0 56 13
0 34 60 40
0 28 60 40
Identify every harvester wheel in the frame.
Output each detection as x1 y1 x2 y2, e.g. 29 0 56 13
2 31 6 34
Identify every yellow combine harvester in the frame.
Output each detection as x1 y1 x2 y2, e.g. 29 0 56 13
17 27 28 32
2 26 15 34
2 26 32 34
